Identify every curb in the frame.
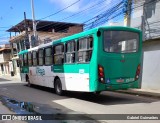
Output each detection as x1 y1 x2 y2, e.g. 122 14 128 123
115 89 160 99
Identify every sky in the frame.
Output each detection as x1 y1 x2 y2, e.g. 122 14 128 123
0 0 122 44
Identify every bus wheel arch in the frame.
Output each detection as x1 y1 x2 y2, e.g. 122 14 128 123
54 76 63 96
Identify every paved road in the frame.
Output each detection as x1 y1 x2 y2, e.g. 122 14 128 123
0 79 160 123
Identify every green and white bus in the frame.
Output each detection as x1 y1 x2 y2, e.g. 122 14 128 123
19 26 142 95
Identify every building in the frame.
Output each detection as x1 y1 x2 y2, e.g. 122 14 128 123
131 0 160 89
7 19 83 77
0 44 12 76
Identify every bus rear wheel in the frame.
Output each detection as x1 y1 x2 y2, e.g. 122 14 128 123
54 79 63 96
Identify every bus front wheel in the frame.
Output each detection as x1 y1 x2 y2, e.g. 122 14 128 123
54 79 63 96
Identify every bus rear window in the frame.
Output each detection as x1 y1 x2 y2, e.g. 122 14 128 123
103 31 139 53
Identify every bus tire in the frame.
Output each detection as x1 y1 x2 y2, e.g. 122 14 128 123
94 91 101 95
26 75 31 87
54 78 63 96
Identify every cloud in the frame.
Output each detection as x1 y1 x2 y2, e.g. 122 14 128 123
50 0 82 12
49 0 117 15
104 0 112 5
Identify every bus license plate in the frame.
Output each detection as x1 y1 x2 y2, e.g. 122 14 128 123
116 79 124 83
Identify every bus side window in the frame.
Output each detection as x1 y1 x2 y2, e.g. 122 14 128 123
45 47 52 65
77 36 93 62
65 41 75 63
38 49 44 66
33 51 38 66
88 37 93 49
54 44 64 65
28 52 32 66
24 53 28 66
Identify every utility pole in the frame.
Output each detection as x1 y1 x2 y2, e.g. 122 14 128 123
24 12 30 49
124 0 132 26
31 0 36 38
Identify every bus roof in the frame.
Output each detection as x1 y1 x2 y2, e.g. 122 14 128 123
18 49 28 55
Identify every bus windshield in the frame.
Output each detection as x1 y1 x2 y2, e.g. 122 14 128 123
103 31 139 53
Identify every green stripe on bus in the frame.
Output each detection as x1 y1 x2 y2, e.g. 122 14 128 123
18 50 28 55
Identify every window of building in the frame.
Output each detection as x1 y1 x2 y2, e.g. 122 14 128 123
32 51 37 66
77 36 93 62
54 44 64 65
65 41 75 63
28 52 32 66
38 49 44 66
21 40 25 50
24 53 28 66
45 47 52 65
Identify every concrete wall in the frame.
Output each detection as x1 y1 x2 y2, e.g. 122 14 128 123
142 39 160 89
68 26 83 33
132 0 160 39
0 53 11 63
0 54 4 63
0 51 12 75
3 53 11 61
0 63 10 75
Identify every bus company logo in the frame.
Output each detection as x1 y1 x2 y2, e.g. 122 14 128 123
2 115 11 120
36 67 45 76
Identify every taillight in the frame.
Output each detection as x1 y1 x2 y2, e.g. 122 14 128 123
98 65 105 83
135 64 141 80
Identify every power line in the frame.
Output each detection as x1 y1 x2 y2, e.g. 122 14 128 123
84 0 159 30
51 0 111 21
0 0 81 42
36 0 159 32
36 0 116 30
2 0 159 40
39 0 81 20
41 0 116 32
84 0 124 30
